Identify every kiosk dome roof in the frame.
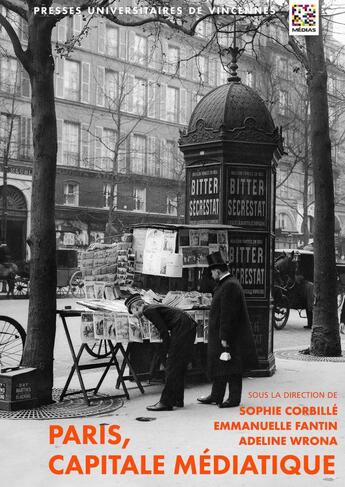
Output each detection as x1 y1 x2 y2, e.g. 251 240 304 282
188 81 275 133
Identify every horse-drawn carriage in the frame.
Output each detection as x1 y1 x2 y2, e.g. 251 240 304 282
0 247 85 298
273 249 345 330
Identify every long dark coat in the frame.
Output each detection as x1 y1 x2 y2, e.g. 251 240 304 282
207 275 258 378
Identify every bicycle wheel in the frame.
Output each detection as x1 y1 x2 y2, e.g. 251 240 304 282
0 316 26 369
273 295 290 330
69 271 85 298
85 339 112 359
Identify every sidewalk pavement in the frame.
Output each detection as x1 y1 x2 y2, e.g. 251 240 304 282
1 348 344 487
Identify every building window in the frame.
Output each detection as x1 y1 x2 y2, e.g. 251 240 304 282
195 18 213 38
218 29 232 47
64 60 80 101
133 78 147 115
102 128 116 171
105 70 118 102
63 122 80 166
308 177 314 197
133 187 146 212
278 213 289 230
161 140 176 179
166 86 179 123
278 90 288 115
167 45 180 74
277 169 288 198
0 57 18 93
131 134 146 174
106 25 119 56
0 113 20 159
167 194 178 216
103 183 117 209
199 56 208 84
63 182 79 206
63 233 75 246
134 35 147 65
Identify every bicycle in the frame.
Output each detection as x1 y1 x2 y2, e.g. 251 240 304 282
0 316 26 369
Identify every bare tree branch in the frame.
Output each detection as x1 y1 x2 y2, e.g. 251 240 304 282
0 11 30 72
0 0 27 20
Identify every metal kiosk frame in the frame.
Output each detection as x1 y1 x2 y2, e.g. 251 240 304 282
57 309 145 406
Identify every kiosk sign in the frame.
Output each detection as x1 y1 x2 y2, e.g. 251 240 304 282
187 166 220 223
228 234 268 299
226 167 268 228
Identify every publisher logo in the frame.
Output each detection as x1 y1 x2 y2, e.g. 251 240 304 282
289 0 319 36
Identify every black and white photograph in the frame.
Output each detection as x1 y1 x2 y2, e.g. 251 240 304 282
0 1 345 486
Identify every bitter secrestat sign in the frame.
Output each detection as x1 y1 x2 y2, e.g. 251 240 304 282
186 166 220 223
226 167 268 228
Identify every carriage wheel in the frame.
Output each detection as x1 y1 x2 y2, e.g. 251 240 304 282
85 339 112 359
69 271 85 298
13 279 29 297
273 295 290 330
0 316 26 369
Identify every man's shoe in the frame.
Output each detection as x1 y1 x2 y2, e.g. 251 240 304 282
218 398 240 408
197 395 219 405
146 401 173 411
299 348 310 355
174 400 184 408
304 325 312 329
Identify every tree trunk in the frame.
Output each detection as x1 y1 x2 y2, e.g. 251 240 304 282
302 113 309 247
21 16 57 403
305 32 341 356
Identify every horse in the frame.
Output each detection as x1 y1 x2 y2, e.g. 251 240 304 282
0 245 18 296
274 251 297 289
274 251 314 328
0 262 18 296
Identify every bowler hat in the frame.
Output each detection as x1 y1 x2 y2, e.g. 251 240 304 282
207 251 227 268
124 293 144 313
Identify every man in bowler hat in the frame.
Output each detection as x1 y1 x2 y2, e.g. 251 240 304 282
198 251 257 407
125 294 197 411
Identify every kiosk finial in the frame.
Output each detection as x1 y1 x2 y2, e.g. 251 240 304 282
227 18 244 83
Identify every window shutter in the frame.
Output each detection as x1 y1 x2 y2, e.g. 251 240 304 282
55 57 64 98
126 75 134 113
160 84 166 120
160 140 167 178
161 38 168 71
81 124 90 168
95 126 103 171
96 66 105 106
147 38 157 69
57 17 67 43
129 133 135 173
81 62 90 103
180 47 186 78
21 67 31 97
57 119 63 166
180 88 187 125
119 28 127 60
148 82 156 118
128 31 136 62
73 15 82 35
147 136 156 176
98 21 105 54
21 117 32 159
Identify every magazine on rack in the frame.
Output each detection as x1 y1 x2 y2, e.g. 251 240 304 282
0 1 344 486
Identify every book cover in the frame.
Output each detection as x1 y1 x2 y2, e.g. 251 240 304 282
0 1 344 487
